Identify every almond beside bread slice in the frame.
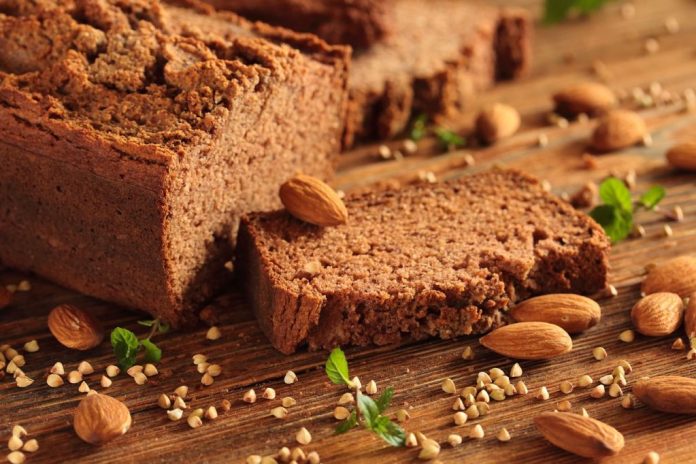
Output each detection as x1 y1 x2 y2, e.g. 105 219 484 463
510 294 600 333
479 322 572 360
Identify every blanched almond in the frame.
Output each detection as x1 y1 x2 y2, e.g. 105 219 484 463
534 412 624 458
510 294 601 333
479 322 572 360
73 393 131 445
631 292 683 336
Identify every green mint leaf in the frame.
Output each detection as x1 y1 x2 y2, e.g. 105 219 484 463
110 327 139 369
434 127 466 149
409 114 428 141
325 347 351 386
375 387 394 413
371 416 406 447
357 393 381 429
141 338 162 363
137 320 156 327
590 204 633 243
640 185 666 210
543 0 610 24
335 411 358 434
599 177 633 213
157 321 170 334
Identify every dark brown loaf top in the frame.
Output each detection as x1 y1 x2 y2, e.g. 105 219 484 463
237 170 609 354
0 0 349 325
202 0 393 49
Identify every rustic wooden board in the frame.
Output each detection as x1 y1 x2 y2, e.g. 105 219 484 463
3 1 696 462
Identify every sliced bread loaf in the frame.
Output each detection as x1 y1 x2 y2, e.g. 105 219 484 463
237 170 609 354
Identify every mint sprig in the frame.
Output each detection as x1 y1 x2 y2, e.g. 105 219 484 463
111 319 166 369
327 348 405 447
589 177 666 243
543 0 613 24
434 127 466 150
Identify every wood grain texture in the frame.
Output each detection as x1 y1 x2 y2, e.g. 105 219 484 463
3 0 696 462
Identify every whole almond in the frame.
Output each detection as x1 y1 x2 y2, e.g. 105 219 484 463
48 304 104 350
279 174 348 227
0 286 11 310
534 412 624 458
510 294 601 333
476 103 521 143
666 142 696 171
631 292 683 336
74 393 132 445
553 82 617 116
642 255 696 298
633 376 696 414
479 322 572 360
591 110 646 152
685 293 696 339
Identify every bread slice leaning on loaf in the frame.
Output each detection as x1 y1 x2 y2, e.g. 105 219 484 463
237 169 610 354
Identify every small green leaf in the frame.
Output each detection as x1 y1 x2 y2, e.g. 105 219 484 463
357 393 381 429
640 185 666 210
409 114 428 141
543 0 611 24
110 327 139 369
371 416 406 447
434 127 466 149
599 177 633 213
141 338 162 363
590 204 633 243
157 321 171 334
325 347 351 386
335 411 358 434
375 387 394 413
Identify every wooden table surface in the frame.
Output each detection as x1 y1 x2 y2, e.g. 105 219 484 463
3 1 696 462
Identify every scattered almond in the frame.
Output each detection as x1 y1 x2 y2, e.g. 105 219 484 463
47 304 104 350
510 294 601 333
534 412 624 458
631 292 683 336
553 82 617 116
73 393 132 445
591 110 646 152
476 103 521 143
479 322 572 360
642 256 696 297
279 174 348 227
633 376 696 414
666 142 696 172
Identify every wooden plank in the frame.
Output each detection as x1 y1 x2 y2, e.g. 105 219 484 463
3 0 696 463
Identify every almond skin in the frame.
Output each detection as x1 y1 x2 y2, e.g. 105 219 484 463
642 255 696 298
685 293 696 339
534 412 624 458
74 393 132 445
479 322 572 360
666 142 696 171
279 174 348 227
553 82 617 117
591 110 646 152
633 376 696 414
631 292 683 336
510 294 601 333
48 304 104 350
476 103 521 143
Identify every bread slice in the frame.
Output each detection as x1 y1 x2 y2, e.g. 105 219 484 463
0 0 349 325
202 0 530 145
237 170 609 354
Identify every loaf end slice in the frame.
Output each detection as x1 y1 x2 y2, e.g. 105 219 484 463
237 170 610 354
